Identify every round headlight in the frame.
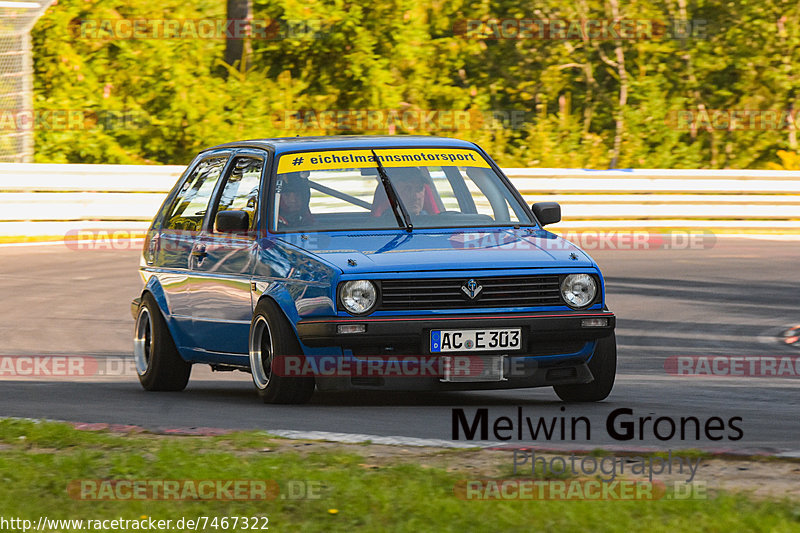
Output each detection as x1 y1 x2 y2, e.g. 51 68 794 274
560 274 597 308
340 280 378 315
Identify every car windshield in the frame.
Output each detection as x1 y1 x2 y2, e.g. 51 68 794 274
271 147 534 232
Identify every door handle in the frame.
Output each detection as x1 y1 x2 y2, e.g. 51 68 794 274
191 245 207 257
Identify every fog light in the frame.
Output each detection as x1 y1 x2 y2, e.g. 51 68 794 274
338 324 366 334
581 318 608 327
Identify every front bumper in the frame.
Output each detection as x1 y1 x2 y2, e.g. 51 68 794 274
296 309 615 350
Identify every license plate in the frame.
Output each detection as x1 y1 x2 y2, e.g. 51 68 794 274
430 328 522 353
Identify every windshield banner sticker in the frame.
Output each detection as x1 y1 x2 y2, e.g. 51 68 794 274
277 148 491 173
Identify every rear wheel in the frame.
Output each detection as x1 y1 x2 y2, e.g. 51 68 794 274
134 293 191 391
249 299 315 404
553 333 616 402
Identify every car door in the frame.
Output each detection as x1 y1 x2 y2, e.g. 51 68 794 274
188 151 267 355
151 153 229 345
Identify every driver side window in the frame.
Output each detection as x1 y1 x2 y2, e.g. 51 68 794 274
213 156 264 231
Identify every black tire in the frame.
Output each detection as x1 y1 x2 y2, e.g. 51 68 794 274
249 299 315 404
553 332 616 402
133 293 191 391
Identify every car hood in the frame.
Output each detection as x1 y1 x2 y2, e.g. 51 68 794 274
280 228 595 273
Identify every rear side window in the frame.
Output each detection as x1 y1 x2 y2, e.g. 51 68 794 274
163 156 228 231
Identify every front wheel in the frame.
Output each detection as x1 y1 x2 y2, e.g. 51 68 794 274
133 293 191 391
249 299 315 404
553 333 616 402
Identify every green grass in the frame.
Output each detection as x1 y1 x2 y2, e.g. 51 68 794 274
1 419 799 532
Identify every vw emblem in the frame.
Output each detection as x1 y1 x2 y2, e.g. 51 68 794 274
461 278 483 300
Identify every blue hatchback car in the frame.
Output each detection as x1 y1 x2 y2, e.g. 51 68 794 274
132 136 616 403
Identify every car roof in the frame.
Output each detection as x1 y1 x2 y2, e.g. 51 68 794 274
200 135 479 155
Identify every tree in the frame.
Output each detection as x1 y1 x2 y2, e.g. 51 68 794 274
221 0 252 76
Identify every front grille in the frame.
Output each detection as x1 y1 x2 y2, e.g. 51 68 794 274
379 275 563 311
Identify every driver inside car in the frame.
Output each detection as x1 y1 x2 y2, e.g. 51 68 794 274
372 167 440 217
277 171 314 229
392 168 427 216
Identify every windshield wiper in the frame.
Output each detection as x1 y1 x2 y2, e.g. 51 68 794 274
371 149 412 232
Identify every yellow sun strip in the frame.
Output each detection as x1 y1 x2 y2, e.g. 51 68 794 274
277 148 491 173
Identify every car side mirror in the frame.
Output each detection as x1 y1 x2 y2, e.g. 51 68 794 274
215 210 250 233
532 202 561 226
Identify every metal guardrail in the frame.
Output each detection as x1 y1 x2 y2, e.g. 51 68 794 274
0 163 798 236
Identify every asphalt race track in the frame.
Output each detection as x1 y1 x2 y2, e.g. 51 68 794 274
1 237 798 454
